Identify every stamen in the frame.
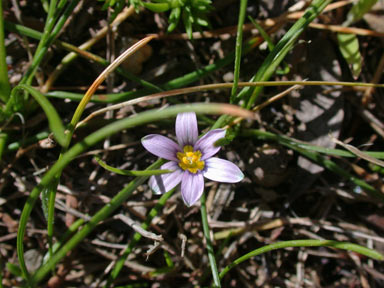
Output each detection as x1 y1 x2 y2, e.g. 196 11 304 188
177 145 205 174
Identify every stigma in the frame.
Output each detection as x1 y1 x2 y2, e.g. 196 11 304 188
177 145 205 174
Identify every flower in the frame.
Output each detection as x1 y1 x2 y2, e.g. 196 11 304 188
141 112 244 206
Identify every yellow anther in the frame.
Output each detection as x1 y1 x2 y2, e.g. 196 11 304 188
177 145 205 174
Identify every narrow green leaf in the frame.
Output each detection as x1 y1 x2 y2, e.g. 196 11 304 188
94 154 174 176
337 33 362 78
219 239 384 278
248 16 274 51
6 262 22 277
243 0 332 108
0 133 7 162
7 131 50 151
182 10 193 39
230 0 248 104
142 2 171 12
200 193 221 287
40 0 49 13
345 0 377 26
196 16 209 27
6 1 78 114
0 0 11 102
11 85 66 147
167 7 181 32
242 129 384 202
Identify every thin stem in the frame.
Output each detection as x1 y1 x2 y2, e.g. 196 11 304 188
230 0 248 104
219 239 384 278
6 131 49 151
20 0 58 85
0 133 7 162
0 0 11 102
94 154 174 176
76 80 384 128
200 193 221 287
46 179 59 275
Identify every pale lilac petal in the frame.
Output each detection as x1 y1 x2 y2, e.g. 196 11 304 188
149 161 183 194
176 112 198 147
194 129 226 160
181 171 204 206
142 134 180 161
203 157 244 183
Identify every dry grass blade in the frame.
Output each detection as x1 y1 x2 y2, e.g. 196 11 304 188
114 214 163 242
77 81 383 128
330 135 384 167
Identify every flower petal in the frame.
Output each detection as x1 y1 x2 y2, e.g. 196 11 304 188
176 112 198 148
149 161 183 194
203 157 244 183
181 171 204 206
194 129 226 160
142 134 180 161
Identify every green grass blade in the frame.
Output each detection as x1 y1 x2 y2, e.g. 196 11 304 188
46 177 60 275
230 0 248 104
0 133 7 162
6 131 50 151
23 0 79 87
163 37 259 90
337 33 362 78
0 0 10 102
243 0 332 108
6 262 22 278
200 193 221 287
345 0 378 26
5 1 78 114
242 129 384 202
19 0 58 85
94 154 174 176
219 239 384 278
44 79 384 104
10 85 66 146
248 16 275 51
3 21 42 42
243 128 384 159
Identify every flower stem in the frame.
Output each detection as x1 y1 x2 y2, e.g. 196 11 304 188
200 193 221 287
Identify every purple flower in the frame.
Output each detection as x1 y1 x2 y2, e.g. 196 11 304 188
141 112 244 206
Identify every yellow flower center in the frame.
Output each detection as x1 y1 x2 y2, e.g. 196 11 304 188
177 145 205 174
